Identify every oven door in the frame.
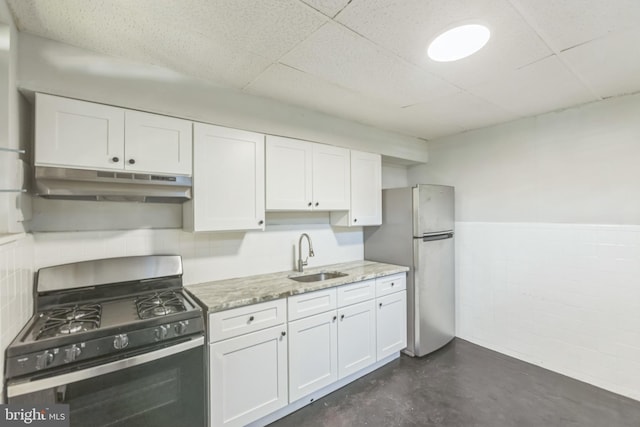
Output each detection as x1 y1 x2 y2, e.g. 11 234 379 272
6 336 205 427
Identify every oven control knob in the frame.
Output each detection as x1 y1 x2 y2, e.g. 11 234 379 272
154 325 169 341
64 345 82 363
174 321 188 335
35 351 54 370
113 334 129 350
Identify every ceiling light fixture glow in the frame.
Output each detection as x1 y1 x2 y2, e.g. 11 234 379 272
428 24 491 62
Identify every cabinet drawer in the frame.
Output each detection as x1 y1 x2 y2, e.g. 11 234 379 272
288 288 337 321
375 273 406 297
337 279 375 308
209 299 286 343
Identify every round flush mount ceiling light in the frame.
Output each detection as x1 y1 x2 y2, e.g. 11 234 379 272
427 24 491 62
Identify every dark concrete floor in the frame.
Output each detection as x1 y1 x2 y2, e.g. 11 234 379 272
269 338 640 427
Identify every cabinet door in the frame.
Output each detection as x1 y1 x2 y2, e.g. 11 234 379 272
124 110 192 175
35 93 124 170
376 291 407 360
337 300 376 379
210 325 288 427
266 136 313 210
350 150 381 225
312 144 350 210
188 123 265 232
288 311 338 402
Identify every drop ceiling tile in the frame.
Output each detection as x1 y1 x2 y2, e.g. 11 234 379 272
336 0 552 88
508 0 640 51
280 21 460 107
119 0 328 60
246 63 437 139
394 92 519 138
300 0 351 17
8 0 329 87
467 55 598 117
561 27 640 98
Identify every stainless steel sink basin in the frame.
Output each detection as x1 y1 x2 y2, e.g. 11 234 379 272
289 271 348 283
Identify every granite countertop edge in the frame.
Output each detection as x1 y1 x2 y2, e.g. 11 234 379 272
187 260 409 314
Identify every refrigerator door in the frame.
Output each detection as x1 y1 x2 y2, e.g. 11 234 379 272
413 233 455 356
413 185 454 236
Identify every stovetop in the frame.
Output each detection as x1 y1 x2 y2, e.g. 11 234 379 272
4 256 205 380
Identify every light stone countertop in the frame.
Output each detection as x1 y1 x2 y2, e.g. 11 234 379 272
186 260 409 314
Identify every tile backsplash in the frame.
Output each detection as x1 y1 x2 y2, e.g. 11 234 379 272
0 235 34 402
455 222 640 401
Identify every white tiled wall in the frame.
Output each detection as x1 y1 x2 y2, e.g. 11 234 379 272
456 222 640 401
33 220 363 286
0 235 34 402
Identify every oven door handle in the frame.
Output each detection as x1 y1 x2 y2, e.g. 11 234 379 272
7 336 204 398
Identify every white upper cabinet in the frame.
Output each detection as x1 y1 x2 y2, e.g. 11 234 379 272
265 136 313 210
124 110 192 175
312 143 350 211
184 123 265 232
266 136 350 211
36 93 125 171
331 150 382 227
35 93 192 175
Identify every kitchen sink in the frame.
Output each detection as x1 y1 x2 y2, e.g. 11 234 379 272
288 271 348 283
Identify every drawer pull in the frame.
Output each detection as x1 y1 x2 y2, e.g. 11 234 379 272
379 303 383 308
340 314 345 320
391 282 395 287
249 316 255 322
333 316 337 321
281 331 287 337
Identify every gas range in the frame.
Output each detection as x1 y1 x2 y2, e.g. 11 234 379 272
5 255 204 379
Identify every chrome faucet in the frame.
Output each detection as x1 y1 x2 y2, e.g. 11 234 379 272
297 233 315 272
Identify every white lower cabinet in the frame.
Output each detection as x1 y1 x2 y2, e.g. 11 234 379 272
209 325 288 427
337 300 377 378
376 290 407 360
288 311 338 401
207 273 408 426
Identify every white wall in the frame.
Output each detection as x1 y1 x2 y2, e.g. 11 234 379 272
33 213 363 286
409 93 640 401
381 163 409 189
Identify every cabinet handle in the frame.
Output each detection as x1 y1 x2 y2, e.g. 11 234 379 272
249 316 254 322
281 331 287 337
391 282 394 287
308 202 312 207
128 159 136 165
111 156 119 163
379 303 383 308
333 316 337 321
340 314 345 320
315 202 319 207
353 218 358 223
258 220 264 225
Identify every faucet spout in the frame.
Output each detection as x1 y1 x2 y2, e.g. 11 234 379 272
297 233 315 272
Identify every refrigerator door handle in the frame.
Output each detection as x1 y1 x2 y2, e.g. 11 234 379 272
420 232 454 242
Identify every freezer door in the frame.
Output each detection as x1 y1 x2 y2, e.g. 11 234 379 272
413 185 454 236
413 233 455 356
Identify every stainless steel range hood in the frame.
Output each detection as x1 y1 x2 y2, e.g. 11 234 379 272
34 166 192 203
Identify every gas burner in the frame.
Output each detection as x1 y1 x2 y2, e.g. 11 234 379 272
36 304 101 340
136 291 186 319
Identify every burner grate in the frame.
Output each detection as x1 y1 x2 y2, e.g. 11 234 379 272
136 291 187 319
36 304 102 340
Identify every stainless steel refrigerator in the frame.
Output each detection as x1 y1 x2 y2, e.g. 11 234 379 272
364 184 455 357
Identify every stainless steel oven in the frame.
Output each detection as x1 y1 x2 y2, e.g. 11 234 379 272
7 337 204 427
4 256 206 427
